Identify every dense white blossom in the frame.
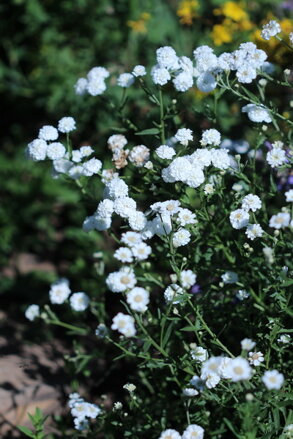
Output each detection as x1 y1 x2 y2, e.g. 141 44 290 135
230 209 249 229
114 247 133 263
248 351 264 366
267 147 286 167
241 338 256 351
39 125 58 141
182 424 204 439
225 357 252 381
180 270 196 288
126 287 149 312
156 46 179 70
151 66 171 85
106 267 137 293
245 224 264 240
132 65 146 77
285 189 293 202
111 312 136 337
58 117 76 133
27 139 47 161
242 194 262 212
117 73 135 88
200 129 221 146
175 128 193 146
131 242 152 260
25 304 40 321
262 370 284 390
155 145 176 159
104 178 129 199
242 104 272 123
261 20 281 40
177 208 197 226
70 292 90 312
269 212 290 229
49 278 71 304
173 228 191 247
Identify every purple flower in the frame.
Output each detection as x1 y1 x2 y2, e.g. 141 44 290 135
191 284 201 294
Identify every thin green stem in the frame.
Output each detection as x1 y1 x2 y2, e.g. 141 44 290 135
159 88 166 144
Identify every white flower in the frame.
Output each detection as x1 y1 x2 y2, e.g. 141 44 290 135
38 125 58 141
151 214 172 236
196 72 217 92
156 145 176 159
261 20 281 40
104 177 129 199
230 209 249 229
114 247 133 263
189 149 212 168
87 78 106 96
128 211 147 231
123 383 136 392
177 208 197 226
204 183 214 195
218 357 233 378
106 267 137 293
46 142 66 160
221 271 238 284
72 150 82 163
132 65 146 77
183 388 199 397
202 372 221 389
126 287 149 312
151 66 171 85
70 292 90 312
73 418 89 431
87 66 109 81
26 139 47 161
80 146 94 158
159 429 181 439
121 231 143 247
49 278 71 304
225 357 252 381
173 228 191 247
277 334 291 344
164 284 184 304
113 197 137 219
86 403 101 419
74 77 88 95
96 199 114 218
58 117 76 133
182 424 204 439
131 242 152 260
201 356 222 377
248 351 264 366
111 312 136 337
180 270 197 288
236 65 257 83
175 128 193 146
269 212 290 229
267 147 286 168
262 370 284 390
108 134 127 150
83 158 102 176
129 145 150 167
245 224 264 240
242 194 262 212
160 200 181 215
284 424 293 438
71 401 89 420
236 289 250 300
95 323 108 338
25 304 40 321
210 148 230 170
173 71 193 92
156 46 179 70
241 338 256 351
242 104 272 123
194 45 218 73
285 189 293 202
68 165 85 179
190 346 208 362
117 73 134 88
200 129 221 146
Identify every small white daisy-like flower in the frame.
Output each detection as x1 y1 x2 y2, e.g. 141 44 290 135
173 228 191 248
225 357 252 382
104 177 129 199
183 388 199 397
131 242 152 260
201 372 221 389
80 146 94 158
200 129 221 146
129 145 150 167
164 283 185 304
242 104 272 123
160 200 181 215
111 312 136 337
177 208 197 226
204 183 215 195
173 71 193 92
201 356 222 376
58 116 76 133
74 77 88 95
128 211 147 232
248 351 264 366
245 224 264 240
196 72 217 92
182 424 204 439
210 148 230 170
132 65 146 77
117 73 134 88
236 289 250 300
156 46 179 70
108 134 127 151
113 197 137 219
26 139 47 161
174 128 193 146
269 212 290 229
87 78 106 97
277 334 291 344
236 65 257 84
155 145 176 160
114 247 133 263
106 267 137 293
261 20 281 40
83 158 102 176
241 338 256 351
230 209 250 229
123 383 136 392
180 270 197 288
242 194 262 212
95 199 114 218
159 429 181 439
86 403 101 419
46 142 66 160
285 189 293 202
190 346 208 362
267 147 286 168
262 370 284 390
151 66 171 86
25 304 40 321
71 401 89 420
70 292 90 312
72 150 82 162
38 125 58 141
221 271 238 284
126 287 149 312
49 278 71 304
121 231 143 247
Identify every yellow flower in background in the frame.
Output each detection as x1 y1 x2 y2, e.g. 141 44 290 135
177 0 199 25
127 12 151 33
211 19 235 46
214 1 248 22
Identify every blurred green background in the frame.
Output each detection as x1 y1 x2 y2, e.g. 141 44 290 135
0 0 291 309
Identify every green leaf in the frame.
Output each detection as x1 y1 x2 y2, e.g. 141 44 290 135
17 426 35 438
135 128 160 136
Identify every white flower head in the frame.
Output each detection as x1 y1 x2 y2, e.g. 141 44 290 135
173 228 191 248
242 104 272 123
241 338 256 351
177 208 197 226
285 189 293 202
262 370 284 390
269 212 290 229
106 267 137 293
182 424 204 439
26 139 47 161
261 20 281 40
242 194 261 212
221 271 238 284
190 346 208 362
156 145 176 160
248 351 264 366
159 429 181 439
126 287 149 312
25 304 40 321
245 224 264 240
49 278 71 304
131 242 152 260
117 73 135 88
70 292 90 312
58 117 76 133
230 209 249 229
132 65 146 77
175 128 193 146
180 270 197 288
151 66 171 86
38 125 58 141
183 388 199 397
111 312 136 337
225 357 252 382
200 129 221 146
267 147 286 168
156 46 179 70
114 247 133 263
164 283 185 304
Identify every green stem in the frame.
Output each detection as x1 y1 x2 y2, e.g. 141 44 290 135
47 319 88 335
159 88 166 144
